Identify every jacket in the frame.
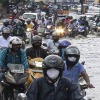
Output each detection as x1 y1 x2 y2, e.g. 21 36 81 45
26 47 47 59
27 77 83 100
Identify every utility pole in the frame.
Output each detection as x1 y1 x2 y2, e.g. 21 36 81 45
54 0 57 5
83 0 86 14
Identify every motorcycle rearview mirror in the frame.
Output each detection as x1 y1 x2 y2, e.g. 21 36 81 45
17 93 27 100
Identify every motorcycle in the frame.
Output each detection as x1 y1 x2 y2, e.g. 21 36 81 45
0 64 28 100
26 57 43 88
67 28 74 37
25 28 33 44
79 61 92 100
80 84 91 100
78 25 87 37
67 27 78 38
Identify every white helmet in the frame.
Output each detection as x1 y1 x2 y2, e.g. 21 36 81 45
9 36 22 48
2 27 10 33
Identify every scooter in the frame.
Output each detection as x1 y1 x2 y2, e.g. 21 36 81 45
25 28 34 44
26 57 43 88
78 25 87 37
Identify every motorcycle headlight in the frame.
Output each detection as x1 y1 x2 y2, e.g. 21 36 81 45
26 28 32 32
47 25 51 29
55 28 64 33
68 29 72 32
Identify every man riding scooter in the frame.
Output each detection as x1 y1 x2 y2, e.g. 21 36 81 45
26 35 47 59
27 55 84 100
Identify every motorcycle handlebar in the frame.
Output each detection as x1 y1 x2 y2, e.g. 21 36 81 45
81 61 85 65
80 84 88 90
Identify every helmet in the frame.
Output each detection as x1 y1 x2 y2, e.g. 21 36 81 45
2 27 10 34
3 19 9 26
59 39 71 48
64 45 80 67
65 45 80 56
26 18 31 23
52 31 59 42
16 21 23 26
31 35 42 43
42 55 64 84
9 37 22 48
31 35 42 48
42 55 64 70
2 27 11 39
52 31 59 37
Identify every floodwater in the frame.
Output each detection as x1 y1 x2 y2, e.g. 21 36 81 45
66 34 100 100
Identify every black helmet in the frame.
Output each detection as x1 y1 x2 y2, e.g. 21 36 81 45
65 45 80 67
42 55 64 84
31 35 42 48
42 55 64 70
65 45 80 56
3 19 9 27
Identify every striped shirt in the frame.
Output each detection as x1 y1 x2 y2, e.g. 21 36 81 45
0 48 29 70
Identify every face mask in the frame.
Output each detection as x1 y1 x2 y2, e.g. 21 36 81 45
47 68 59 80
68 57 77 62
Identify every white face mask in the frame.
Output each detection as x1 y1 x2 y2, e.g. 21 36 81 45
47 68 59 80
68 57 77 62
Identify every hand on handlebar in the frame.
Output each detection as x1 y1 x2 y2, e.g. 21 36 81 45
25 69 29 74
87 83 95 88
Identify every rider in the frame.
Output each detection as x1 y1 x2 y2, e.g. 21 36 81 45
63 45 94 88
0 27 12 49
2 19 12 30
58 39 71 60
0 36 29 72
27 55 83 100
26 18 34 30
47 31 60 54
78 16 89 28
11 21 26 38
67 20 75 29
31 17 38 30
37 25 45 36
26 35 47 59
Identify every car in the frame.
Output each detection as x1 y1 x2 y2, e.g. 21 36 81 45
20 12 46 24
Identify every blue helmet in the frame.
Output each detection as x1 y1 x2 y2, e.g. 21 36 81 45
59 40 71 47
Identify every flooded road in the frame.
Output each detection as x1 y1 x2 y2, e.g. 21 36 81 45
66 34 100 100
